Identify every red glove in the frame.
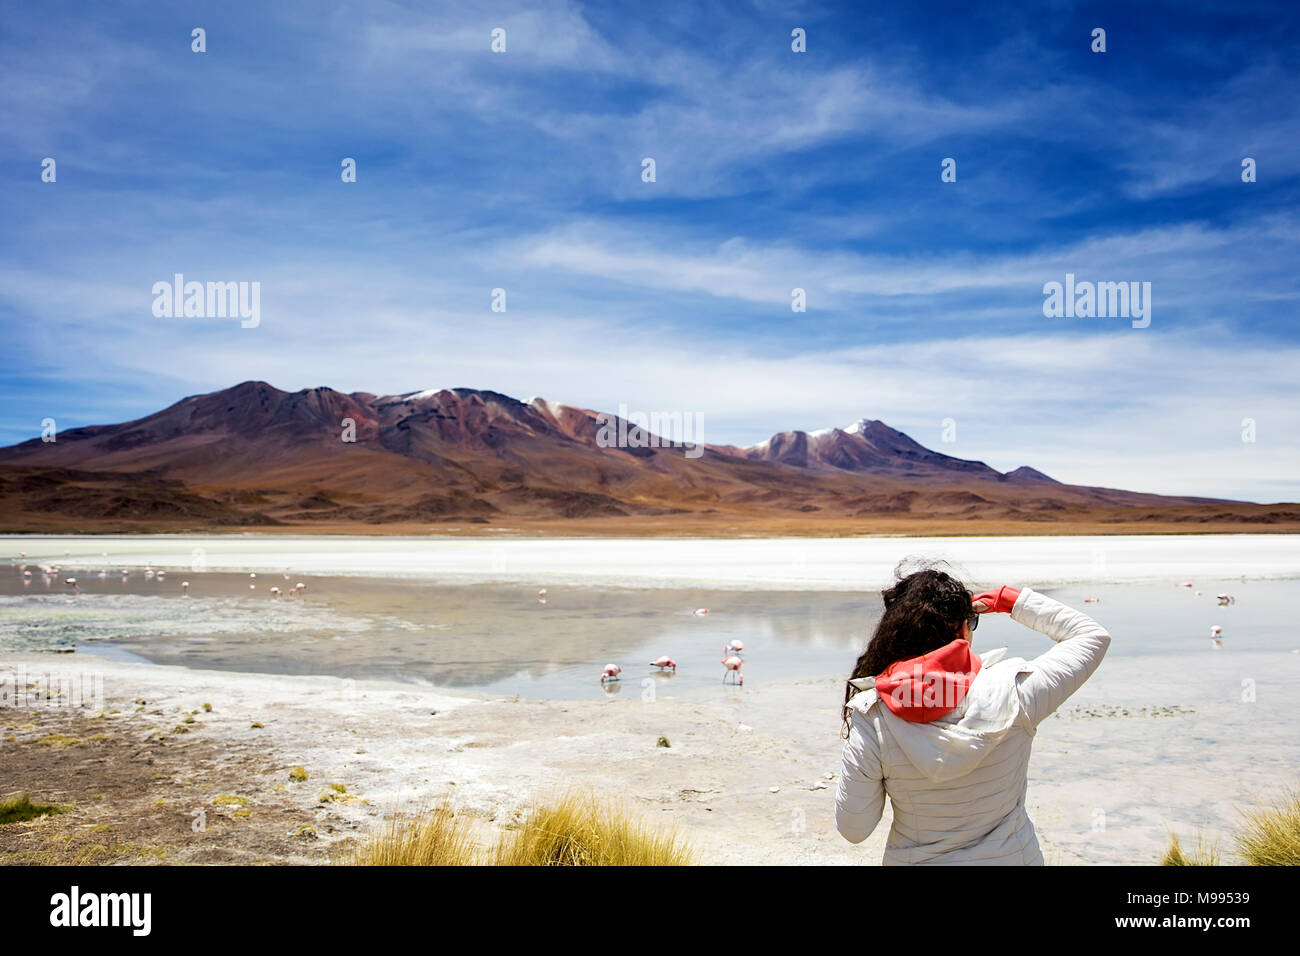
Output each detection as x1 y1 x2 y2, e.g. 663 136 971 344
972 586 1021 614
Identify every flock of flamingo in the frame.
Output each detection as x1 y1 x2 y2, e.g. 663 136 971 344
12 551 306 598
1180 581 1236 648
7 550 1258 670
597 602 747 687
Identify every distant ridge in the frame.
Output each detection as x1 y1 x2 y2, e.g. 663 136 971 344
1 380 1285 533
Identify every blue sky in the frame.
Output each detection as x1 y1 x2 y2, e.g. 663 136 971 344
2 0 1298 501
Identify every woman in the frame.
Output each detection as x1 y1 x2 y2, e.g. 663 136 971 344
835 564 1110 865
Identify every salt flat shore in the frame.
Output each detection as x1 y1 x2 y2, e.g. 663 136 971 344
7 533 1299 590
4 647 1295 865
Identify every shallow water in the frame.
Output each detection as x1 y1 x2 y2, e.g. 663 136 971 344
2 549 1295 699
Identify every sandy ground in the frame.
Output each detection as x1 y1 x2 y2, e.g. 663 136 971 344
5 649 1292 866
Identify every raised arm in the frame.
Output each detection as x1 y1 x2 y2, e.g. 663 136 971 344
990 587 1111 726
835 708 886 844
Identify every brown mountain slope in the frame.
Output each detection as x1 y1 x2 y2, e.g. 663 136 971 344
0 381 1294 534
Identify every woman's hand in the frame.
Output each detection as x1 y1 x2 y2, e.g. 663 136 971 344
972 586 1021 614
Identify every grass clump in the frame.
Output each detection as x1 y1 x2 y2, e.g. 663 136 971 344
1161 784 1300 865
342 803 477 866
1161 832 1220 866
289 766 308 782
342 792 691 867
36 734 81 748
1236 787 1300 866
495 792 690 866
0 793 70 825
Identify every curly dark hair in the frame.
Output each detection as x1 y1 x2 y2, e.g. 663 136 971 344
841 562 974 736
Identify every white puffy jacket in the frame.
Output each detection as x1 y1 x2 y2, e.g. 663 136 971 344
835 587 1111 865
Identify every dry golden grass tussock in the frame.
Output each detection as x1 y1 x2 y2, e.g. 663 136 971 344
494 792 691 867
1236 786 1300 866
340 802 478 867
343 792 691 867
1160 832 1220 866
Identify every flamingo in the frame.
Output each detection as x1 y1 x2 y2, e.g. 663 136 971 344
294 582 305 592
693 608 709 616
649 655 677 671
1210 625 1223 649
1083 597 1100 604
600 663 622 684
1217 593 1236 606
724 639 745 655
181 581 190 593
269 586 281 597
1179 582 1193 588
721 655 744 685
538 588 548 598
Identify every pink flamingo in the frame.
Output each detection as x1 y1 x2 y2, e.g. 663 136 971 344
721 655 744 685
693 608 709 616
724 639 745 654
269 586 281 597
649 655 677 671
600 663 622 683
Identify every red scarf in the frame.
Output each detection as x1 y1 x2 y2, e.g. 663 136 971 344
875 639 982 723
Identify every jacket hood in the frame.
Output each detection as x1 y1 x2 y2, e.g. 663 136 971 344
873 639 981 723
848 647 1033 782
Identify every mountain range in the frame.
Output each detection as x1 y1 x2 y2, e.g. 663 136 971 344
0 381 1294 533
